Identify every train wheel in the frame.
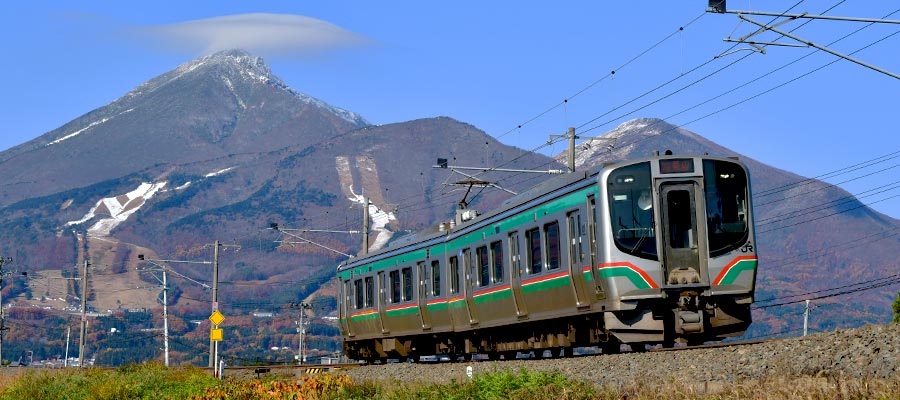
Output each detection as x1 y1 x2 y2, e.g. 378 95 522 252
562 347 574 358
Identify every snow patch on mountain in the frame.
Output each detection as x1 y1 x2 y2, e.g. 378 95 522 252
335 156 397 252
47 108 135 146
221 77 246 109
346 185 397 251
205 166 235 177
66 181 167 236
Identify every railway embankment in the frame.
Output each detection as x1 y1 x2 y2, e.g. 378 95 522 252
339 324 899 388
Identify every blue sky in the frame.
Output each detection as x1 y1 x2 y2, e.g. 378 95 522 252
1 1 898 219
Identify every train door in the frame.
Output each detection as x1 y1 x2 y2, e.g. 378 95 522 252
659 182 709 285
508 232 528 317
462 249 479 325
417 261 433 330
566 210 591 308
341 279 354 337
376 271 389 334
586 195 604 297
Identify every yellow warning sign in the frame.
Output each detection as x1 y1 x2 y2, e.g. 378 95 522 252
210 328 224 341
209 310 225 326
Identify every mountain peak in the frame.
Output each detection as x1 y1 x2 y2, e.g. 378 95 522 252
123 49 369 127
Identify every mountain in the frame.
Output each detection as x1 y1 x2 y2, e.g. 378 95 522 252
563 118 900 337
0 49 895 366
0 50 557 365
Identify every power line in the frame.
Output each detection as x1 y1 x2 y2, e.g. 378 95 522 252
494 11 709 141
756 180 900 225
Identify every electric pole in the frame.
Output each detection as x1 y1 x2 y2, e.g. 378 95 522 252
548 127 615 173
78 258 88 368
291 302 311 365
162 268 169 367
209 240 220 369
0 256 11 367
362 196 370 255
803 299 810 337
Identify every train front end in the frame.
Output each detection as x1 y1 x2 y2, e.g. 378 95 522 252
600 155 757 345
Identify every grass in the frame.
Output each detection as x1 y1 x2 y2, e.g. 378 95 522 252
0 363 897 399
0 363 217 400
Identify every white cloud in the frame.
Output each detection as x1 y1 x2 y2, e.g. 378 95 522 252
137 13 371 57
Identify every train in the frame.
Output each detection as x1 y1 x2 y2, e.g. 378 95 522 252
336 152 757 362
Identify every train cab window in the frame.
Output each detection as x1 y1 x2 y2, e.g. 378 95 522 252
364 276 374 308
390 270 401 303
476 246 489 287
545 221 561 270
703 160 750 257
526 228 542 274
354 279 363 310
402 267 413 302
431 260 441 296
491 241 504 283
449 256 460 294
608 162 658 260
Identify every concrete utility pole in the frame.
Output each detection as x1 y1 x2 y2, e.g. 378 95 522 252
78 258 88 368
64 327 71 367
362 196 370 255
162 268 169 367
293 302 311 365
0 256 11 366
547 127 615 173
209 240 220 369
803 299 810 337
138 254 211 368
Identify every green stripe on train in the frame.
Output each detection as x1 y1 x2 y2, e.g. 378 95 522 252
426 302 449 312
473 287 512 304
718 259 757 285
385 306 419 317
598 266 653 289
521 274 570 294
350 312 379 322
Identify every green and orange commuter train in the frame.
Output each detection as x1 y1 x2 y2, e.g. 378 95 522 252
337 153 757 362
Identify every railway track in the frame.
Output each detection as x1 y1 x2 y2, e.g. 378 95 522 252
222 362 360 379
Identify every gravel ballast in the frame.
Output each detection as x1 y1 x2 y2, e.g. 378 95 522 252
339 324 900 387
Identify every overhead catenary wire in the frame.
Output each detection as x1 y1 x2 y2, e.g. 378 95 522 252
494 11 710 141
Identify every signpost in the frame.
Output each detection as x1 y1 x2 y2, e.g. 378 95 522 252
209 310 225 377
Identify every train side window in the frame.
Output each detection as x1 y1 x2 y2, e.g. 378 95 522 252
364 276 374 308
526 228 542 274
431 260 441 296
354 278 363 310
449 256 460 294
545 221 560 270
491 240 504 283
476 246 489 287
402 267 413 302
390 270 401 303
